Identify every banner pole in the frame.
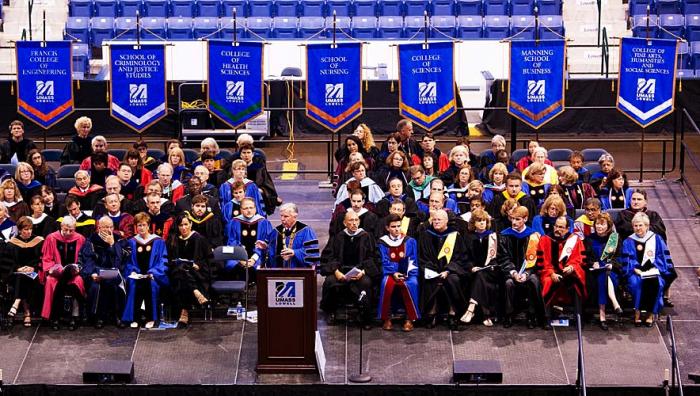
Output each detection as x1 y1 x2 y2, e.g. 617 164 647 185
233 8 238 45
332 11 337 48
423 11 428 49
534 6 539 45
42 10 46 45
136 10 141 48
645 5 650 44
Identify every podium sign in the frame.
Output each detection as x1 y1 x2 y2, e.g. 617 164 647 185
257 268 317 373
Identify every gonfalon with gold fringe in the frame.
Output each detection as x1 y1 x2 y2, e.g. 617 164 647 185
208 40 264 130
398 42 455 131
508 39 566 129
16 41 74 129
109 44 167 133
306 43 363 132
616 37 678 128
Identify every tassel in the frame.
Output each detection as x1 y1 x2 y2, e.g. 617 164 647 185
611 79 615 92
364 79 368 92
299 81 303 100
106 85 110 102
170 81 174 95
501 80 504 93
10 81 14 96
201 82 205 93
390 80 394 92
77 79 80 90
679 78 683 92
565 79 568 90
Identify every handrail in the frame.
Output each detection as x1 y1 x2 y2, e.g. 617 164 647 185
666 315 684 396
601 27 610 78
575 310 587 396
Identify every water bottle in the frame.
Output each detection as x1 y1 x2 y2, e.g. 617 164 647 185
235 302 243 320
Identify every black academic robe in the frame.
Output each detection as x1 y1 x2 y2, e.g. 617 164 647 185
463 230 502 316
374 194 420 219
185 210 224 248
168 231 212 307
175 194 222 218
615 208 667 242
489 191 537 226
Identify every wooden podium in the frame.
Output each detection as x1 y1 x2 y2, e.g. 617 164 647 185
256 267 318 373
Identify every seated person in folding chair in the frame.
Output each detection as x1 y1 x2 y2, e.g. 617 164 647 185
122 212 170 329
41 216 87 330
266 203 320 268
97 193 135 239
185 194 224 248
175 175 222 218
222 180 247 226
538 216 587 329
67 169 105 213
59 195 96 238
219 159 265 216
79 216 128 329
381 199 420 240
619 212 673 327
377 214 420 332
418 209 470 330
225 197 273 282
320 211 379 329
166 213 212 328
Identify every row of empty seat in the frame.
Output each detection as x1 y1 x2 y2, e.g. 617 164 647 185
632 14 700 41
67 0 561 18
65 14 563 45
630 0 700 15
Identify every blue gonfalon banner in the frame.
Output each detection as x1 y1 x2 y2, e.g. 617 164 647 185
617 37 678 128
208 40 264 129
508 40 566 129
16 41 74 129
398 42 455 131
306 43 363 132
109 44 167 133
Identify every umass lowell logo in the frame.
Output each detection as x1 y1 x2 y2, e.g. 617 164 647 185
129 84 148 106
418 82 437 105
325 83 343 106
527 80 546 103
226 81 245 104
636 78 656 102
274 281 297 305
35 80 54 103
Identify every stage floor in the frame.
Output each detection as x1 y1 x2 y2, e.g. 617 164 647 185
1 180 698 386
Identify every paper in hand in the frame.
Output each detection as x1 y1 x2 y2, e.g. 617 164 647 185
424 268 440 279
14 271 38 280
343 267 362 280
129 273 149 280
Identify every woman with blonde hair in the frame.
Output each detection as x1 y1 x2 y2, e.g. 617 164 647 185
0 179 30 222
15 162 43 202
375 150 410 191
522 146 558 185
531 195 573 237
353 123 379 163
168 147 191 182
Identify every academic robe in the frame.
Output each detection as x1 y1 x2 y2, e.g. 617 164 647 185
4 201 30 222
488 190 537 226
266 221 320 268
532 215 574 237
2 236 43 305
573 215 595 240
319 229 378 317
105 212 135 239
589 170 609 193
40 230 86 319
30 213 59 238
17 180 42 203
0 218 17 242
561 182 597 216
482 183 506 204
523 182 551 209
329 207 381 240
222 199 243 227
418 226 469 316
374 193 420 218
185 210 224 248
160 180 185 203
463 230 501 316
614 208 668 242
175 194 222 219
498 226 544 317
58 212 96 238
381 214 420 239
219 178 265 215
584 232 621 307
68 185 106 212
148 211 174 240
408 175 435 201
374 167 410 192
168 231 211 308
226 214 274 269
417 196 461 216
446 184 472 214
122 235 169 322
619 232 672 314
79 233 126 320
334 177 385 206
377 235 420 320
80 154 121 173
600 187 634 210
538 234 587 308
247 159 279 215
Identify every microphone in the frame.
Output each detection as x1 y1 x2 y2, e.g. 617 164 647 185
358 291 367 303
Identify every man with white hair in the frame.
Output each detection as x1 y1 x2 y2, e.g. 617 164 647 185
193 165 219 198
479 134 507 170
79 136 121 172
41 215 87 330
61 116 94 165
67 169 105 212
266 203 320 268
156 163 184 203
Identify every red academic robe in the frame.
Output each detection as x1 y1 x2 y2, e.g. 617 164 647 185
538 234 587 307
40 230 87 319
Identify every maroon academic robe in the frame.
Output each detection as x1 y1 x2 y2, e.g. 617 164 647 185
40 231 87 319
538 234 587 307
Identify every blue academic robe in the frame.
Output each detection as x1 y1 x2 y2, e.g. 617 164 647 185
219 178 265 216
586 233 620 306
599 187 634 210
416 197 460 216
266 222 320 268
226 214 274 269
619 232 672 314
377 235 420 319
121 236 169 322
532 215 574 237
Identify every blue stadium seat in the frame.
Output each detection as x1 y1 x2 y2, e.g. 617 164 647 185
42 149 64 162
378 0 404 16
94 0 118 16
196 0 221 16
686 14 700 41
691 42 700 72
71 43 90 79
90 17 115 47
171 0 195 16
678 41 690 69
140 16 168 39
220 17 246 38
355 0 378 16
70 0 94 17
222 0 248 16
656 0 681 14
684 0 700 14
483 15 509 38
300 0 325 16
511 15 535 39
537 0 561 14
539 14 564 39
272 16 298 38
510 0 533 15
405 0 429 15
183 149 199 164
144 0 170 16
249 0 272 16
65 16 91 43
327 0 352 16
632 15 658 38
299 16 326 37
115 16 138 39
167 17 194 38
548 148 573 162
404 15 425 37
484 0 508 15
580 148 608 163
457 0 482 15
194 16 220 38
431 0 455 15
120 0 143 16
629 0 654 16
326 15 351 32
377 15 403 37
352 16 378 38
457 15 482 38
246 16 272 38
658 14 684 39
107 149 128 159
430 15 456 37
276 0 300 16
